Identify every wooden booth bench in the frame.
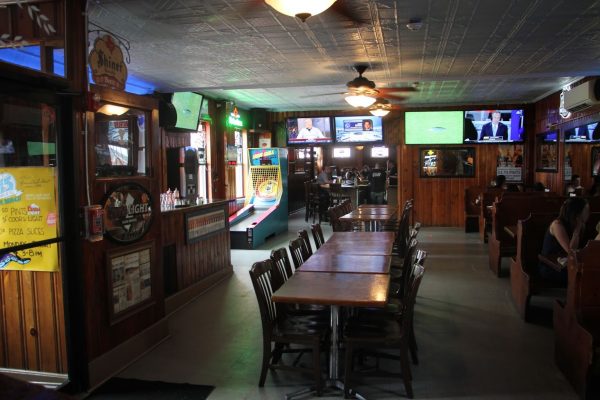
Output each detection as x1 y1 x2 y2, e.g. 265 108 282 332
554 241 600 399
488 193 563 277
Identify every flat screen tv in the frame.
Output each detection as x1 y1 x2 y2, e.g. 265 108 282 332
334 115 383 143
286 117 333 145
564 121 600 142
464 109 524 143
405 111 463 144
172 92 202 130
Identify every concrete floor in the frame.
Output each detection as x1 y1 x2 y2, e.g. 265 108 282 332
117 211 578 399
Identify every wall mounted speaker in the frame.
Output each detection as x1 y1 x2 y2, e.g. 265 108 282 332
159 100 177 128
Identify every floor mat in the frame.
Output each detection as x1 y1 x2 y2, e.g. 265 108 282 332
87 377 214 399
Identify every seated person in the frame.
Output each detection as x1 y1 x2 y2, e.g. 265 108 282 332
533 181 546 192
538 197 589 287
489 174 507 189
565 174 583 195
316 166 332 216
369 163 387 205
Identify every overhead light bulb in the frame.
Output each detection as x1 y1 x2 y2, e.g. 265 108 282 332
97 104 129 115
370 108 390 117
265 0 337 22
345 94 377 108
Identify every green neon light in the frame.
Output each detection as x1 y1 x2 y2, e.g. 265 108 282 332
228 114 244 127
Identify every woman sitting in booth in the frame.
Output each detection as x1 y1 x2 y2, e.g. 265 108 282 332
538 197 589 286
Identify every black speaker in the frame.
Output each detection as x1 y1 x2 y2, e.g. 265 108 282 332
159 100 177 128
250 108 267 131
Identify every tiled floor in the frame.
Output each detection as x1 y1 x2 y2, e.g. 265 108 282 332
116 210 578 399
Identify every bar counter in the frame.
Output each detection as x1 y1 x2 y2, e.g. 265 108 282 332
161 199 233 314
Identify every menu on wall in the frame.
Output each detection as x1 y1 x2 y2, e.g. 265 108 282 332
110 244 152 317
0 167 59 271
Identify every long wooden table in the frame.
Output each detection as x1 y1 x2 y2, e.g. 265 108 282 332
271 231 394 396
339 209 397 231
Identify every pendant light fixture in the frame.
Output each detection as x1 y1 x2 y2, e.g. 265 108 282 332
368 98 392 116
345 94 377 108
265 0 337 22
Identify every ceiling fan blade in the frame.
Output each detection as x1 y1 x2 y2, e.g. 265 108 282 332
378 87 418 94
379 93 407 101
327 0 369 25
299 92 345 99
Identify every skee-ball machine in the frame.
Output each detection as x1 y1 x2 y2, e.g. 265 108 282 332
229 148 288 249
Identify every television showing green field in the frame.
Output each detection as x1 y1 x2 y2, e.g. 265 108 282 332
405 111 464 144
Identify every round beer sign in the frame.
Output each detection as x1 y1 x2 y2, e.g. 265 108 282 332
103 183 153 243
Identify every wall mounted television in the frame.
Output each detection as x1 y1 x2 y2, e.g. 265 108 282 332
405 111 463 144
463 109 524 143
334 115 383 143
564 121 600 142
172 92 202 131
286 117 333 145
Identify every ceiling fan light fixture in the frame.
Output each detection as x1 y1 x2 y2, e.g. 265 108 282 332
345 94 377 108
265 0 337 21
369 108 390 117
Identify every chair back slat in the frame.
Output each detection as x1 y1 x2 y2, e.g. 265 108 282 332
298 229 313 256
249 260 278 325
270 247 295 285
311 223 325 249
289 237 309 269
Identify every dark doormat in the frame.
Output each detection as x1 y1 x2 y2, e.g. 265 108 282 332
87 377 214 400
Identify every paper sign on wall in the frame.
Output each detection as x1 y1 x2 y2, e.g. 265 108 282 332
0 167 59 272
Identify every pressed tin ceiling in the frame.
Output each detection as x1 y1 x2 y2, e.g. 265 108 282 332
88 0 600 111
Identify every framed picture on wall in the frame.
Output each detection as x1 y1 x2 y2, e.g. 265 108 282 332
592 146 600 176
420 147 475 178
535 131 558 172
107 241 155 324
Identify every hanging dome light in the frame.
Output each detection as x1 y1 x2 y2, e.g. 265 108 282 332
369 98 392 116
345 94 377 108
265 0 337 22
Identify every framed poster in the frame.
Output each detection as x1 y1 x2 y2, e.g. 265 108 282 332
496 144 524 182
420 147 475 178
535 132 558 172
185 208 227 244
107 241 154 324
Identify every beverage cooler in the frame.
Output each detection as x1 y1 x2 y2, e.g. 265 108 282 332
166 146 200 199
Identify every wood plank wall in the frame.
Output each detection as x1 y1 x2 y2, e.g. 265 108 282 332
267 106 534 227
161 203 231 290
0 270 67 373
534 80 600 193
81 88 165 360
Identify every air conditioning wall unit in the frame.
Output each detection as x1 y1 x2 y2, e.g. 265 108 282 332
564 78 600 113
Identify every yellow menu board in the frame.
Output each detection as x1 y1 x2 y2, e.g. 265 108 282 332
0 167 59 272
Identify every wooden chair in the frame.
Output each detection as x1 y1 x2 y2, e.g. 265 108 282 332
311 223 325 249
249 259 328 393
554 241 600 399
329 183 351 206
298 229 313 257
465 186 482 232
304 180 320 223
343 262 425 399
270 247 295 283
289 237 310 270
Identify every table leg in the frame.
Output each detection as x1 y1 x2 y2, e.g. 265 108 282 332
330 305 340 379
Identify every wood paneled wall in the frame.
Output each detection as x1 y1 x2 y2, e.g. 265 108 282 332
534 80 600 193
0 270 67 373
268 106 534 227
161 202 231 290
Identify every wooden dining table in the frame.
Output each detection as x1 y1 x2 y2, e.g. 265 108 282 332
339 210 397 231
272 271 390 392
271 230 393 397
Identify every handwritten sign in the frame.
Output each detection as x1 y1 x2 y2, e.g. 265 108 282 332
0 167 59 272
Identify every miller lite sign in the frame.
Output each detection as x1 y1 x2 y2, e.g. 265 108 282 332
88 34 128 90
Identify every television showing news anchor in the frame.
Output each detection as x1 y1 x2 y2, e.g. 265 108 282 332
463 109 524 143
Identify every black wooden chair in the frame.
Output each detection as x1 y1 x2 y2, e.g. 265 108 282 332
311 223 325 249
249 259 329 393
298 229 314 257
343 262 426 399
304 180 320 223
289 237 310 270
